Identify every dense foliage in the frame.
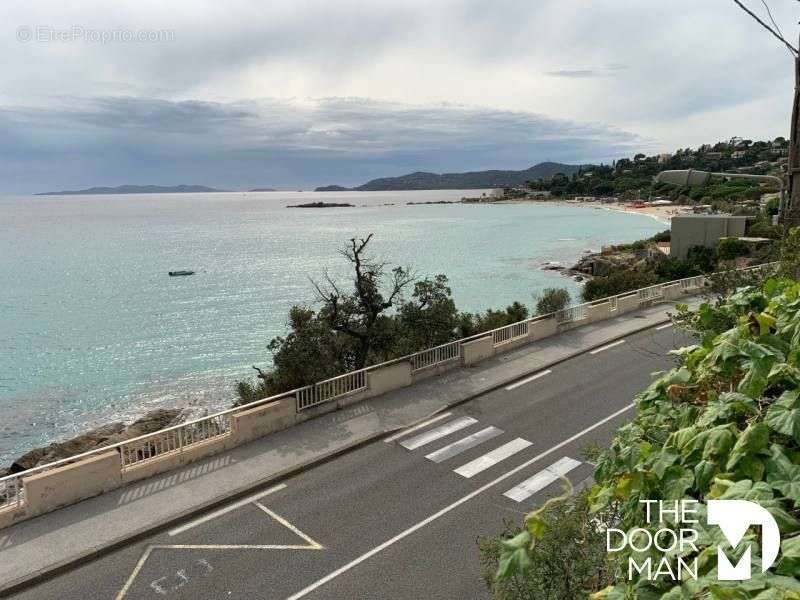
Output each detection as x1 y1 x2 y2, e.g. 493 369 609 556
486 277 800 598
527 138 786 211
236 235 566 405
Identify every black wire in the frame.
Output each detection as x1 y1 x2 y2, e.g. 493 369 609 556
760 0 796 57
732 0 799 55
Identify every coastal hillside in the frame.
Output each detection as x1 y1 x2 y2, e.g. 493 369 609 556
36 184 227 196
315 162 580 191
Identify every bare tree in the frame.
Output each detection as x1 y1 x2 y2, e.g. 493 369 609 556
311 234 415 368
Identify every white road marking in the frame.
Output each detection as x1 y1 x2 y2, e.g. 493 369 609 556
167 483 286 536
424 426 503 463
453 438 532 478
253 503 323 549
399 416 478 450
119 499 321 600
383 412 452 443
589 339 626 354
655 322 673 330
502 457 582 502
285 402 636 600
504 369 552 391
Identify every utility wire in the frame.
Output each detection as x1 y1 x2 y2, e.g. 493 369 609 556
760 0 796 56
732 0 798 55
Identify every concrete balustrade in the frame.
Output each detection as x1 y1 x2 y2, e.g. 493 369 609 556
24 451 121 517
529 316 558 341
587 301 612 322
366 362 413 398
4 265 780 530
233 399 297 444
662 283 683 300
462 336 494 365
616 293 641 313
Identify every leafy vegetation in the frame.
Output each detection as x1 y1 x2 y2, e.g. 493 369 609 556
535 288 571 315
236 235 570 405
484 277 800 598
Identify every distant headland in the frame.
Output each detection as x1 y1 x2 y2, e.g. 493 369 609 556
314 162 580 192
36 184 228 196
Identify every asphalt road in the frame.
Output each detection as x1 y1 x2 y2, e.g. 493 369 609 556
8 323 690 600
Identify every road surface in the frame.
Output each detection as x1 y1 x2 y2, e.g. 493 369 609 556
9 323 689 600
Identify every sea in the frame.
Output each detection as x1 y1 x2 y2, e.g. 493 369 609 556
0 190 663 463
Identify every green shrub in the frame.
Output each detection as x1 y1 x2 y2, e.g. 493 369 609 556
716 237 750 261
535 288 571 315
582 270 657 302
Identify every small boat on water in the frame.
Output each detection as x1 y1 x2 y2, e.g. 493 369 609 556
168 270 195 277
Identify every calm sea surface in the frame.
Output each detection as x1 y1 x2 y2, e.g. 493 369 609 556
0 190 662 462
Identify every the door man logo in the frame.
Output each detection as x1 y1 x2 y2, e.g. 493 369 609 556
607 499 780 581
707 499 780 580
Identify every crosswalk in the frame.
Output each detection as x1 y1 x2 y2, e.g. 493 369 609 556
390 415 587 502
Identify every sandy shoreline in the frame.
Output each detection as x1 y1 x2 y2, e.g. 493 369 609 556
497 198 690 226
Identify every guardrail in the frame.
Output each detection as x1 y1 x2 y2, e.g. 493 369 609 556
492 320 530 346
556 304 588 323
409 340 462 372
119 413 233 469
0 261 778 515
296 370 368 411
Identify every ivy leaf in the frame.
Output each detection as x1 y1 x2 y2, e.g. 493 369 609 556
766 447 800 507
765 390 800 442
694 460 718 491
662 465 694 500
777 534 800 577
726 423 770 470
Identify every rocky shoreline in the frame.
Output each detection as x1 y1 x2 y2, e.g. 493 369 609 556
2 407 206 477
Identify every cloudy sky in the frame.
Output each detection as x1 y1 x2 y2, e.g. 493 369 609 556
0 0 796 193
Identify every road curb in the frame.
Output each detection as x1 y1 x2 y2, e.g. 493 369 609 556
0 313 674 596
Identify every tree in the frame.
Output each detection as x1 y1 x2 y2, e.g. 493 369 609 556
312 234 415 369
395 275 459 354
535 288 571 315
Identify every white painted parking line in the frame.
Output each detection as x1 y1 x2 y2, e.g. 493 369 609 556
505 369 552 391
589 339 626 354
286 402 635 600
167 483 287 536
384 412 452 443
399 416 478 450
424 426 504 463
655 322 673 330
453 438 532 478
502 457 582 502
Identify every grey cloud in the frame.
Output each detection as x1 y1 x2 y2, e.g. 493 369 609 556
0 96 648 193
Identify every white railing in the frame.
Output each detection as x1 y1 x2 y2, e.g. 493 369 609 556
556 303 589 323
119 413 233 469
638 285 665 301
409 340 461 372
297 370 368 411
680 275 705 290
0 261 780 512
492 320 529 346
609 296 618 311
0 476 22 509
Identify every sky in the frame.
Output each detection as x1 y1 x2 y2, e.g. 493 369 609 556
0 0 797 193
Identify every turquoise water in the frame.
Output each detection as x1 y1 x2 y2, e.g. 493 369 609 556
0 190 662 462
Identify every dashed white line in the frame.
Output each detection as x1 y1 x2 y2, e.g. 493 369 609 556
589 339 626 354
504 369 552 391
502 457 582 502
424 426 503 463
383 412 452 443
399 416 478 450
285 402 636 600
655 322 673 330
453 438 532 478
168 483 286 536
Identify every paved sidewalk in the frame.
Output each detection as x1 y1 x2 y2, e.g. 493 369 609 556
0 299 690 594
